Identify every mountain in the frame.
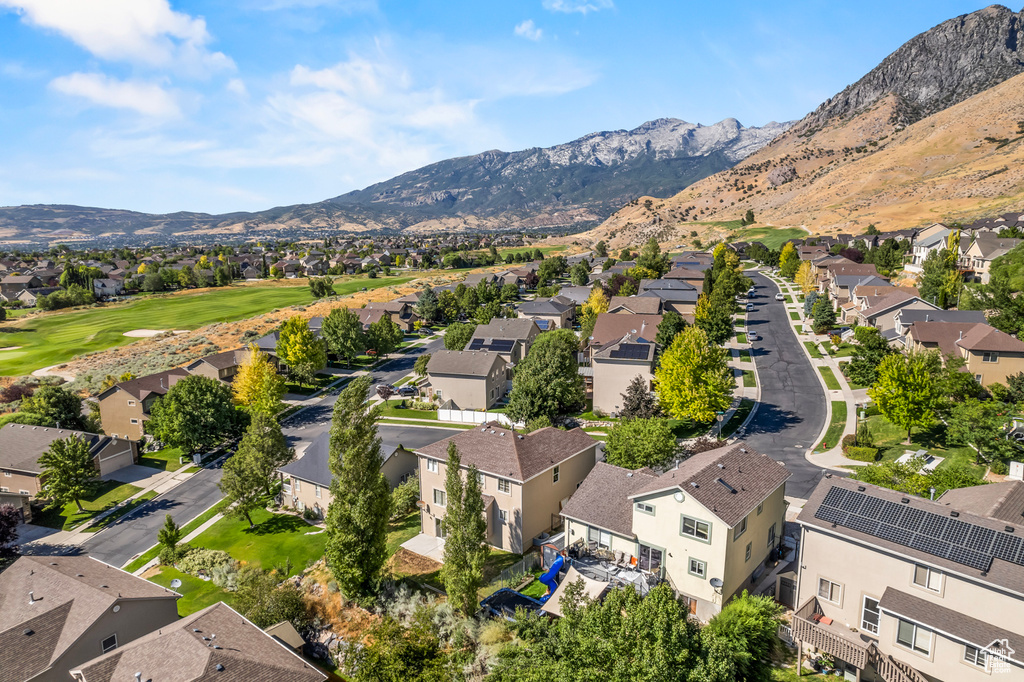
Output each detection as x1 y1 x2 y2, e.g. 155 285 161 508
574 4 1024 248
0 118 791 247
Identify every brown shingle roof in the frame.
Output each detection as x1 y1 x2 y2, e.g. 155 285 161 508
590 313 662 347
559 462 658 536
100 368 191 402
427 350 504 377
859 291 927 318
71 602 326 682
907 321 982 357
956 324 1024 353
608 296 662 315
937 481 1024 524
416 422 596 482
664 266 705 280
0 424 107 474
628 442 791 527
187 348 248 371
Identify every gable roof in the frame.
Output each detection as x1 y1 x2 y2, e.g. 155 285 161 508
956 324 1024 354
278 432 404 488
98 368 191 402
427 350 505 377
664 266 706 280
628 442 791 527
0 424 110 475
416 422 595 482
471 318 540 341
590 313 662 347
907 321 983 357
70 602 326 682
859 293 932 319
559 462 659 536
517 296 574 315
186 348 249 372
937 481 1024 525
607 296 662 315
898 309 987 326
0 556 178 682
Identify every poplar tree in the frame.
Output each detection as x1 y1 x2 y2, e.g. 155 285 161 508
441 442 488 616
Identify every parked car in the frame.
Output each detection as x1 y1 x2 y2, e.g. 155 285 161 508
748 332 760 342
397 385 417 397
746 303 755 311
747 287 756 296
775 293 785 301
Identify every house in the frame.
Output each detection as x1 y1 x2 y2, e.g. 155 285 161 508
0 424 139 497
0 274 42 298
591 337 656 416
561 441 790 620
893 308 987 344
465 318 541 365
278 431 415 518
554 285 595 306
906 224 953 274
0 555 180 682
426 350 508 409
637 279 700 315
352 307 390 330
69 601 326 682
853 292 938 338
0 489 31 522
954 323 1024 387
17 286 62 307
608 295 662 315
791 477 1024 682
96 368 191 440
828 274 888 304
958 235 1023 283
663 266 706 290
364 300 419 332
416 424 598 553
517 296 575 330
92 278 124 299
589 313 662 356
463 273 499 287
185 347 267 384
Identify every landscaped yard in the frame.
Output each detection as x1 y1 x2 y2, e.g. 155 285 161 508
817 366 841 390
0 275 413 375
34 480 142 531
803 341 823 359
722 398 755 438
827 342 856 359
738 349 752 362
148 565 235 616
123 498 232 571
855 409 987 479
139 446 187 472
814 401 847 453
387 511 421 558
284 372 338 396
379 399 437 420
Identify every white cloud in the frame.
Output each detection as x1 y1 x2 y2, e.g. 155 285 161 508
50 73 181 118
542 0 613 14
0 0 234 76
1 61 46 79
226 78 248 97
514 20 542 41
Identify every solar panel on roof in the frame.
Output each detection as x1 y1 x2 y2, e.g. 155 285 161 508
490 340 515 352
943 519 971 545
608 343 650 360
966 526 996 553
992 533 1022 563
467 339 484 350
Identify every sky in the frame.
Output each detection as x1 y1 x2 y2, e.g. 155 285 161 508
0 0 999 214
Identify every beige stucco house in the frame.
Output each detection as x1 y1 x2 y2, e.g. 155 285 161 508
517 295 575 330
96 368 191 440
561 442 790 621
415 423 598 553
426 350 507 410
590 337 655 416
792 477 1024 682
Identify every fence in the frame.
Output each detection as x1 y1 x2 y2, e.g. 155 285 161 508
491 553 543 590
778 623 793 644
437 405 523 428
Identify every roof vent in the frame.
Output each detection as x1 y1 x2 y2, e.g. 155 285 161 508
500 432 505 437
135 674 142 682
1006 526 1015 533
900 498 910 504
689 482 699 488
203 636 211 641
28 592 35 604
857 486 866 492
717 463 725 469
717 478 737 494
49 562 57 565
214 645 222 650
739 447 747 453
517 435 523 440
626 472 633 477
216 664 225 671
23 629 33 636
950 511 959 518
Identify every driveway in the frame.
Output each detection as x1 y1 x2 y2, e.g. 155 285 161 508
742 272 830 498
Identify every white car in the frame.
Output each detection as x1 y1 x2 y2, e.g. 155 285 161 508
746 303 754 311
775 293 785 301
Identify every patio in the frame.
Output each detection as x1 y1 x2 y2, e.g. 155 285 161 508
401 533 446 563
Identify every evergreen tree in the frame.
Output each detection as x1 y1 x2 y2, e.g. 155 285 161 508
157 514 181 555
811 296 837 334
237 413 294 495
636 237 670 277
440 442 488 616
506 329 586 424
845 328 896 386
594 240 608 258
620 375 661 419
694 293 733 346
38 435 95 513
414 288 439 323
655 310 688 350
324 376 391 598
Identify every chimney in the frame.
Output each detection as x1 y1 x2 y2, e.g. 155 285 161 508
959 330 963 340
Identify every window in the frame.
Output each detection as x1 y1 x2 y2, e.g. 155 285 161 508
0 487 7 493
552 466 560 484
426 459 438 474
688 558 706 578
588 527 611 550
18 490 28 495
433 489 446 507
767 523 777 548
638 544 663 574
101 634 117 654
314 485 321 499
757 501 764 515
964 645 987 668
896 619 933 655
975 374 983 382
635 502 655 515
734 517 747 540
982 352 999 363
476 472 485 488
861 596 880 634
818 578 842 604
745 542 752 562
294 480 301 492
913 565 942 592
127 400 136 407
3 471 10 477
680 515 711 542
497 478 511 494
499 509 508 523
129 418 139 425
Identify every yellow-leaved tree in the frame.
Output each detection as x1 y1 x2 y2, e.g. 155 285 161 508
655 326 734 424
779 242 800 279
232 344 286 415
795 260 816 294
579 287 610 345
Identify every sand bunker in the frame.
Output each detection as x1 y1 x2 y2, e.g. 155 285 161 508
123 329 188 338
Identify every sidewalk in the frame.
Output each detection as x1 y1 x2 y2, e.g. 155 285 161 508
131 505 227 576
721 309 762 439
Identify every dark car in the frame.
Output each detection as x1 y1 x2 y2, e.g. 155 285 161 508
397 385 417 397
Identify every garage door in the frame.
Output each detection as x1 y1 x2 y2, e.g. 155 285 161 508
97 450 135 476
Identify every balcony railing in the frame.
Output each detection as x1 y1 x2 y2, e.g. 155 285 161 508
791 597 869 669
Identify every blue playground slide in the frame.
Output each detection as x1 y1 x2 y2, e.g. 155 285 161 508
537 554 564 604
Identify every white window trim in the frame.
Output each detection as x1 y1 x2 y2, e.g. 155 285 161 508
129 418 139 425
497 478 511 495
433 488 446 507
426 459 438 474
635 502 655 516
861 595 880 635
818 578 842 605
733 516 747 540
127 400 136 407
963 644 988 669
912 564 943 594
895 618 933 657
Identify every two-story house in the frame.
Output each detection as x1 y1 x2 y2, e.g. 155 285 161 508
517 296 575 330
415 423 598 553
792 477 1024 682
96 368 190 440
590 337 656 416
184 347 266 384
465 318 541 367
958 235 1023 283
426 350 508 409
561 442 790 621
954 323 1024 387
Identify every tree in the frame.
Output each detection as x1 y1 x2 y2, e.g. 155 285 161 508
309 276 335 298
232 344 286 415
802 290 818 317
947 398 1015 464
321 307 367 367
348 617 449 682
440 442 488 616
620 375 661 419
636 237 670 277
149 375 241 454
414 288 439 323
655 311 688 350
865 223 880 235
579 287 610 344
594 240 608 258
538 255 568 284
845 328 895 386
444 322 476 350
414 353 431 378
794 260 816 294
368 315 403 359
778 242 800 279
0 503 20 562
506 329 586 424
869 352 938 441
655 326 734 424
215 265 232 287
234 566 308 630
810 296 836 334
157 514 181 562
702 591 784 682
38 435 95 513
324 376 391 598
1005 371 1024 404
21 385 85 430
743 208 755 225
569 262 590 286
605 418 677 469
619 247 632 260
239 413 294 494
437 290 460 322
277 316 327 386
693 293 733 346
142 271 165 292
178 265 197 288
918 246 962 309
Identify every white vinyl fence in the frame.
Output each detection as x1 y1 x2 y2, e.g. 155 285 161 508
438 403 523 428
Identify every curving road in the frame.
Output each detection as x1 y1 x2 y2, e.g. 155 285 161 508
741 272 830 498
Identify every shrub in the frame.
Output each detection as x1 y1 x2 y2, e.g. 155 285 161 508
302 506 320 521
327 580 339 594
991 460 1009 476
176 548 233 576
212 561 241 591
841 434 857 453
845 446 879 462
390 475 420 521
410 400 434 411
525 415 553 432
688 436 722 454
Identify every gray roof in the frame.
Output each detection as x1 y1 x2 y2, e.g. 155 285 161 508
638 278 697 292
427 350 505 376
834 274 888 288
898 309 987 325
554 286 594 305
517 297 574 315
937 481 1024 525
0 424 109 475
71 602 326 682
559 462 659 537
0 556 178 682
638 288 699 304
471 318 540 341
417 422 596 482
279 432 404 488
629 442 791 527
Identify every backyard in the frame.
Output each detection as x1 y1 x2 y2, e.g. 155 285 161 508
852 408 987 479
139 446 188 472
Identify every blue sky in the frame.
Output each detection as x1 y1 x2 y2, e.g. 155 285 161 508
0 1 996 214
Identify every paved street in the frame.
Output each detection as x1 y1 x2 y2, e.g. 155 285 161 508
742 272 830 498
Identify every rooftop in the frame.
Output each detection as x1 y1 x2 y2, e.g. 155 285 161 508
427 349 505 376
0 424 109 474
559 462 659 536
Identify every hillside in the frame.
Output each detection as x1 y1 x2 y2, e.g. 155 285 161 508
0 118 789 247
569 4 1024 249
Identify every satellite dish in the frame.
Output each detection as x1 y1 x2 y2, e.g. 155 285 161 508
709 578 724 589
169 579 182 590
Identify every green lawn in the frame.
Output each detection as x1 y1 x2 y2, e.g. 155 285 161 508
379 399 438 420
0 275 412 375
123 498 232 571
149 566 235 616
738 349 752 362
742 369 756 388
817 366 841 390
803 341 823 359
814 401 847 452
739 226 808 250
828 343 856 359
784 295 794 304
387 511 421 557
789 311 800 321
736 332 748 344
380 418 474 430
34 480 142 531
722 398 755 438
84 490 158 532
520 576 549 599
856 410 987 480
139 446 187 472
669 419 706 440
284 372 338 396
